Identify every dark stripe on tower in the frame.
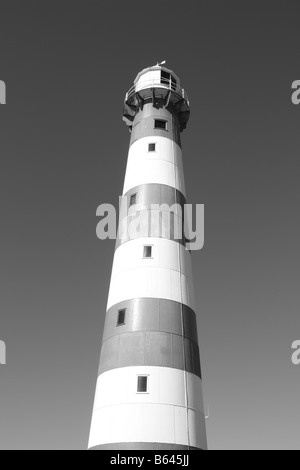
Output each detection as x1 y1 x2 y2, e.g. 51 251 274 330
103 298 198 343
130 103 181 147
117 183 186 249
97 298 201 378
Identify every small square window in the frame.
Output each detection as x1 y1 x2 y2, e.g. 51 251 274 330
143 245 152 258
154 119 167 130
117 309 126 326
137 375 148 393
129 193 137 206
148 143 156 152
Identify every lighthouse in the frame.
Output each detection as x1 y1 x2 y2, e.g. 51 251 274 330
88 64 207 450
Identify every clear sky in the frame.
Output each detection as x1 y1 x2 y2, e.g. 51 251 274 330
0 0 299 450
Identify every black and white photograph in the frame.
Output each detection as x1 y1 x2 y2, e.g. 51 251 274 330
0 0 300 451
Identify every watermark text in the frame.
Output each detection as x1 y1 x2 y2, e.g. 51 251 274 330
291 340 300 365
291 80 300 105
0 340 6 365
0 80 6 104
96 198 204 251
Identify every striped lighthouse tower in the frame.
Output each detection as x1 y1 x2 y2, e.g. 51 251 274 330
88 64 207 450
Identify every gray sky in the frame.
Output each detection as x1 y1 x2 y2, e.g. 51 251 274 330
0 0 300 449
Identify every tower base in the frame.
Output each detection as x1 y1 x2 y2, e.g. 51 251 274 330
89 442 202 450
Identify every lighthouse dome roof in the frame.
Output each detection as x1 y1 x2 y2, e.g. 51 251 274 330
134 64 180 87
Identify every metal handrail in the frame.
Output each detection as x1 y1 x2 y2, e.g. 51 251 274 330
125 79 189 105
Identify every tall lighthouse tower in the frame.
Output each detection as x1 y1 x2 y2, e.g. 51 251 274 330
88 64 207 450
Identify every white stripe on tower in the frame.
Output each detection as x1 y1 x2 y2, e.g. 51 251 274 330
123 136 186 196
88 64 207 450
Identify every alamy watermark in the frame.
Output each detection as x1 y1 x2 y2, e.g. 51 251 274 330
1 80 7 363
291 80 300 105
291 340 300 365
96 197 204 250
0 340 6 365
0 80 6 104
